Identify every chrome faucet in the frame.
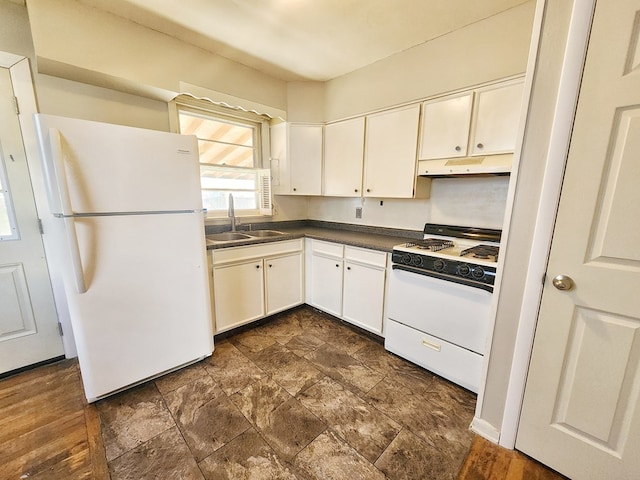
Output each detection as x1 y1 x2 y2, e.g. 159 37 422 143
228 193 237 232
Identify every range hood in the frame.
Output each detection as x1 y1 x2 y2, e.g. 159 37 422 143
418 153 513 177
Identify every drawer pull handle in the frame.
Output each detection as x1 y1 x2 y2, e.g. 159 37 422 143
421 339 441 352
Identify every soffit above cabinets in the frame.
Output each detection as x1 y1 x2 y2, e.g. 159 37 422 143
79 0 530 82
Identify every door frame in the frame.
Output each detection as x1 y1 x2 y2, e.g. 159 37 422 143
0 52 76 357
497 0 598 448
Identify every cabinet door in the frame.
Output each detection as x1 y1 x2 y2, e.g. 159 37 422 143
342 261 386 335
309 254 343 317
265 252 303 316
469 80 524 156
289 124 323 195
363 104 420 198
213 260 265 333
269 122 288 194
418 92 473 160
324 117 365 197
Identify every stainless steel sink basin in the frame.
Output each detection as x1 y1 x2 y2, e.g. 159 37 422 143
247 230 286 237
206 232 252 242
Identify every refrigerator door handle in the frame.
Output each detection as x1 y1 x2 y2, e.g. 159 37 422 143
49 128 87 293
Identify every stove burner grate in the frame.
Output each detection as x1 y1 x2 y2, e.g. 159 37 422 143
406 238 455 252
460 244 499 261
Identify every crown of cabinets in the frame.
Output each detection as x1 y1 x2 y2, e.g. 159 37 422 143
418 79 524 160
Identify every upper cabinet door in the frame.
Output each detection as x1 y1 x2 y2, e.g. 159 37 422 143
418 92 473 160
363 104 421 198
323 117 365 197
469 80 524 156
289 124 323 195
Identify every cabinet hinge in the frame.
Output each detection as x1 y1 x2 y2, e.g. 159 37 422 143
57 322 64 336
37 218 44 234
13 96 19 115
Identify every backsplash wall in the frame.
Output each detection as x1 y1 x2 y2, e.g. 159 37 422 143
306 176 510 231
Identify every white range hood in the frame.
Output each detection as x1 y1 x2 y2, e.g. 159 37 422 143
418 153 513 177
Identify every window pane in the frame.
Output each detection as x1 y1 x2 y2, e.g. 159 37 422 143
197 139 254 167
0 161 16 239
202 190 258 212
180 113 253 147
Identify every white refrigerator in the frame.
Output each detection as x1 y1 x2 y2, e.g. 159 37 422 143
34 114 214 402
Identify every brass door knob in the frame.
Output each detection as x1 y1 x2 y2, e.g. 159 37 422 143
552 275 574 291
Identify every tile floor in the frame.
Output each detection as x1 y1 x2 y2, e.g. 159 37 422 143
96 306 477 480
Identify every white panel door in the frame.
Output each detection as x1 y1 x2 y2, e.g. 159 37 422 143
516 2 640 478
288 124 322 195
309 254 343 318
342 261 385 335
0 62 63 374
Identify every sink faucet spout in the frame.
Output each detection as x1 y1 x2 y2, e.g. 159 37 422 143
228 193 237 232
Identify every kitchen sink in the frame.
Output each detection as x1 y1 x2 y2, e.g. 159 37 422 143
206 232 252 242
247 230 286 237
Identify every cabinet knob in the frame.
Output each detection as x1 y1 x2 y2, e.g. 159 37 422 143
455 145 461 152
354 188 358 193
293 187 297 192
335 264 339 268
347 266 351 270
268 264 273 268
366 188 371 193
256 264 261 269
476 143 484 149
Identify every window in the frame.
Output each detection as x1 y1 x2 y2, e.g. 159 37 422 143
0 153 18 241
173 100 272 218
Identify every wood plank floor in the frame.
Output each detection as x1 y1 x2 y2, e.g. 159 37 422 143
0 359 109 480
0 359 565 480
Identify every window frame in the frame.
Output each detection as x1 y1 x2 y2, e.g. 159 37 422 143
169 96 272 219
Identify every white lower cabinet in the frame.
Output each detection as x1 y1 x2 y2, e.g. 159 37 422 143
211 240 303 333
307 240 388 336
309 250 344 317
213 259 265 332
265 253 304 316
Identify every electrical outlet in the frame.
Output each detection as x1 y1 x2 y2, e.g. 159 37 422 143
355 207 362 219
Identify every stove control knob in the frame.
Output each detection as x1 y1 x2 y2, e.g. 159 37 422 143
433 259 446 272
458 263 471 276
471 266 485 280
402 254 412 265
411 255 423 267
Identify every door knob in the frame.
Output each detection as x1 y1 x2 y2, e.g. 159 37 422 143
552 274 574 291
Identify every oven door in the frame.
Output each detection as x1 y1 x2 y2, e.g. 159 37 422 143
386 265 492 354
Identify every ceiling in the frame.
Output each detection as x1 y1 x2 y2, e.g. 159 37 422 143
78 0 529 82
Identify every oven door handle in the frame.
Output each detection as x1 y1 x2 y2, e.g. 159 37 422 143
392 264 494 293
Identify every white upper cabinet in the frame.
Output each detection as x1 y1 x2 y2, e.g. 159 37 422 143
270 123 323 195
469 80 524 156
363 104 429 199
418 78 524 160
419 92 473 160
323 117 365 197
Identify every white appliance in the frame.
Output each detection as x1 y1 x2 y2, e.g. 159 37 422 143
34 114 214 402
385 223 500 393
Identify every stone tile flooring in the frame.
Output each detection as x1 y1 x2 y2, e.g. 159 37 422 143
96 306 477 479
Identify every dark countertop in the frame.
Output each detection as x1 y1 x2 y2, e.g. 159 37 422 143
206 220 423 253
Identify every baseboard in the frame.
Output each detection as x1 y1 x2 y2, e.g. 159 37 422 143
470 416 501 444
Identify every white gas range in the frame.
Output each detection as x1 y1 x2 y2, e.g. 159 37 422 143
385 223 501 393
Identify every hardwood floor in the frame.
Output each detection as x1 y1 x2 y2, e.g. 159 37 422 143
0 357 565 480
458 436 567 480
0 359 108 480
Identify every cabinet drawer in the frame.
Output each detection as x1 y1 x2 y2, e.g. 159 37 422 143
384 319 483 393
344 246 387 267
213 239 303 265
310 239 343 258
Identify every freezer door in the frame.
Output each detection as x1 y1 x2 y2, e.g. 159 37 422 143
34 114 203 214
59 212 213 401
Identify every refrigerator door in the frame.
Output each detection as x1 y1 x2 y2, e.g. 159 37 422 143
60 211 213 401
34 114 203 214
